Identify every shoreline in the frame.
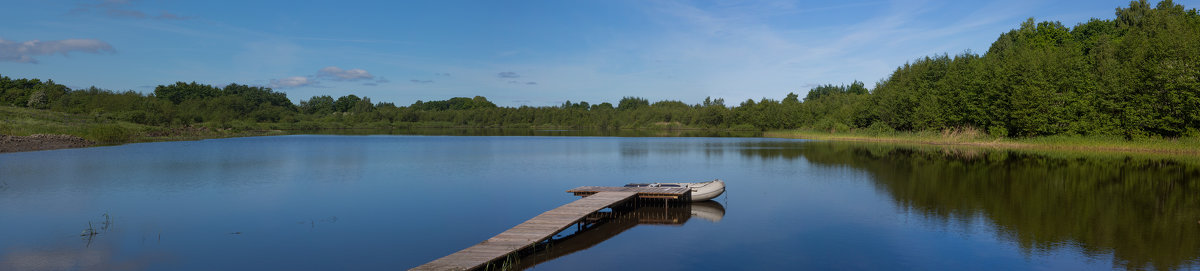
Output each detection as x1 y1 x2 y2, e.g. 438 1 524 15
0 127 739 153
3 128 1196 156
762 130 1200 156
0 130 285 154
0 134 95 153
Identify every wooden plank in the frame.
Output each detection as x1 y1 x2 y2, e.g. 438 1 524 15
519 219 579 225
501 229 559 234
459 247 515 253
489 233 550 239
566 186 690 195
510 223 569 228
411 191 638 271
490 233 552 239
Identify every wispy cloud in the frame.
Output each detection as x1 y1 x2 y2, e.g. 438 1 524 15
497 71 520 78
72 0 190 20
289 36 414 45
0 38 115 63
269 76 316 88
316 66 375 81
265 66 383 88
105 9 189 20
410 79 433 84
98 0 133 5
578 0 1042 104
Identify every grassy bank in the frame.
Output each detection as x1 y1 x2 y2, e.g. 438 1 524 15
5 105 1196 156
0 106 283 145
0 106 155 144
764 128 1200 155
1 106 749 149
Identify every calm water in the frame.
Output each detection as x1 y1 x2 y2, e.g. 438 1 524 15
1 134 1198 270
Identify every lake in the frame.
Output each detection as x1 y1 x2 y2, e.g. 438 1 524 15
1 133 1198 270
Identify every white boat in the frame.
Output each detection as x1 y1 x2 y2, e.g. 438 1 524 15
625 179 726 202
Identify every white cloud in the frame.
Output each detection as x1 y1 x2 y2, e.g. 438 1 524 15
263 66 379 89
269 76 316 88
0 38 115 63
316 66 375 81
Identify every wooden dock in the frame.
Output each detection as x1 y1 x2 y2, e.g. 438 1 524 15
411 187 690 271
567 186 691 200
514 204 694 269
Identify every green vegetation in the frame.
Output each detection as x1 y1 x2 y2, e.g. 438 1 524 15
1 1 1197 151
0 106 279 145
815 0 1200 140
0 105 152 144
766 128 1200 155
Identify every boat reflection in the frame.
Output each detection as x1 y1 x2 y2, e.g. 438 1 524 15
690 201 725 223
499 201 725 270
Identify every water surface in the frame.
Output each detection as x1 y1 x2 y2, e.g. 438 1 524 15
1 134 1197 270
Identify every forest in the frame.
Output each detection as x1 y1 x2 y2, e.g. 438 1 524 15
1 1 1197 140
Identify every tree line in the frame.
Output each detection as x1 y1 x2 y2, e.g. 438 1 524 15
860 0 1200 139
1 1 1196 139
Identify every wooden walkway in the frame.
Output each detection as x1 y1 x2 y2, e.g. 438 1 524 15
411 191 640 271
412 187 692 270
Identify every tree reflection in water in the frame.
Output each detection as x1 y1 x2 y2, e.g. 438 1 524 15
739 141 1200 270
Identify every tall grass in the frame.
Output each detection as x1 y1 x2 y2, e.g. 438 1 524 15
1 105 155 143
766 128 1199 155
1 106 288 146
87 124 132 143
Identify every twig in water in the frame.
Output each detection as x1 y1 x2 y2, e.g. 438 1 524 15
100 212 113 232
81 221 99 248
81 221 97 237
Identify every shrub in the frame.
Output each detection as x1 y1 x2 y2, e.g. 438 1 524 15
832 123 851 133
87 124 131 143
26 90 47 109
866 122 895 136
988 126 1009 138
729 124 758 131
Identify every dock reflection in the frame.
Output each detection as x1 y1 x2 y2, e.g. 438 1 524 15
499 201 725 270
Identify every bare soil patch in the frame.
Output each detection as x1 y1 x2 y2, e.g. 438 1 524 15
0 134 94 153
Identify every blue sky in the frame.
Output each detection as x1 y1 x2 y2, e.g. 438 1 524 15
2 0 1194 107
